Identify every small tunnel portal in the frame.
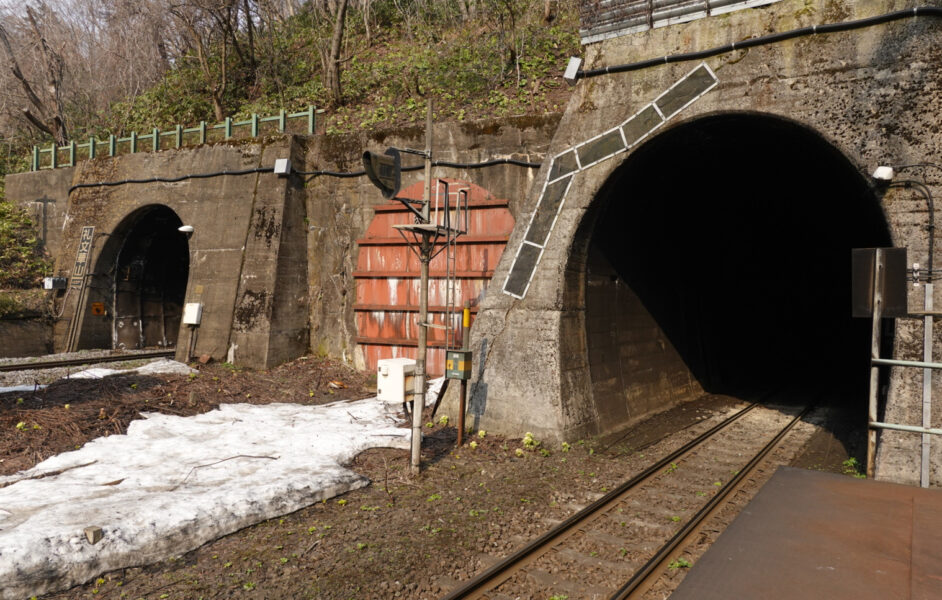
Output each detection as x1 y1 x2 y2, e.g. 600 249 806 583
80 205 190 351
113 207 189 349
580 113 892 424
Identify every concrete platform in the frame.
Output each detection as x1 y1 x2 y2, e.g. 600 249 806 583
671 467 942 600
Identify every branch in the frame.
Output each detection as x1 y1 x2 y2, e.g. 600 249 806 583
173 454 278 490
25 6 68 143
21 107 55 137
0 22 49 117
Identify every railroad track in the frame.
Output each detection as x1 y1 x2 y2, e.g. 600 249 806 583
0 350 176 372
441 400 813 600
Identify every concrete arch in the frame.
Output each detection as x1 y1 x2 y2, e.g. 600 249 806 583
76 204 190 350
563 112 892 433
464 111 895 442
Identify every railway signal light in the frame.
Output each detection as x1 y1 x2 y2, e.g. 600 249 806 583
363 148 401 199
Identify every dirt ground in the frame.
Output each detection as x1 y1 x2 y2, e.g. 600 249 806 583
0 356 862 600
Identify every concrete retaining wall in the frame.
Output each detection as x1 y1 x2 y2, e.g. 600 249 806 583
6 115 559 372
300 116 559 367
0 319 52 358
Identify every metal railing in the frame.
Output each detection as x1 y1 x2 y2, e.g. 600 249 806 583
30 105 321 171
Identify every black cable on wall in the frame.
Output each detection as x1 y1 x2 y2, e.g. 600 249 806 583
576 6 942 79
67 157 542 193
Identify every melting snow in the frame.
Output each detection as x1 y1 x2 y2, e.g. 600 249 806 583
0 372 443 599
69 358 197 379
0 384 46 394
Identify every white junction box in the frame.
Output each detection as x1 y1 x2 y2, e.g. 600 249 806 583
182 302 203 325
377 358 416 403
43 277 67 290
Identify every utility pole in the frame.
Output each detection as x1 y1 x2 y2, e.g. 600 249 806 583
411 100 434 476
364 101 456 476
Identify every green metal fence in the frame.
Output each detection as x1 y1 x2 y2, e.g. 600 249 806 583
31 105 320 171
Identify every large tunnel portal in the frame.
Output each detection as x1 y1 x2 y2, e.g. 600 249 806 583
577 113 893 427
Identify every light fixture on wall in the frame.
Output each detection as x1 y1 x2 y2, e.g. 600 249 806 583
872 165 895 181
178 225 194 240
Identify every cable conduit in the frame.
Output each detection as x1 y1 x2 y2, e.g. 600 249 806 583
577 6 942 79
68 157 542 193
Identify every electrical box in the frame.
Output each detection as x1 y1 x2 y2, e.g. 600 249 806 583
445 350 472 380
43 277 67 290
852 248 908 318
274 158 292 176
182 302 203 325
377 358 416 403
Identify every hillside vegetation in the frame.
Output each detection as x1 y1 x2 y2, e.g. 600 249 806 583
0 150 49 291
0 0 580 290
119 2 581 135
0 1 579 144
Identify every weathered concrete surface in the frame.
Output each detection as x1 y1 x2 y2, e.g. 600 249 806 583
0 319 52 358
6 115 558 373
32 139 304 369
584 246 704 426
463 0 942 486
300 116 560 368
6 166 74 258
226 141 310 368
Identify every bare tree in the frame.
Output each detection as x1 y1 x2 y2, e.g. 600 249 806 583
0 6 69 143
0 0 180 141
167 0 234 120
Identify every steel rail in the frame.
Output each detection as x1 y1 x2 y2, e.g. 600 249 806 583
0 350 175 372
610 404 813 600
439 401 761 600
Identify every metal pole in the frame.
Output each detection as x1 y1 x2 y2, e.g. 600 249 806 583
868 248 886 479
423 101 433 222
410 100 434 476
922 283 933 487
458 302 470 447
872 421 942 436
872 357 942 369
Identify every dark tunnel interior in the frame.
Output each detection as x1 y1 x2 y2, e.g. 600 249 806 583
113 206 189 349
586 113 893 407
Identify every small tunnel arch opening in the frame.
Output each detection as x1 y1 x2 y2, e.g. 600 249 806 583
573 112 893 429
79 205 190 350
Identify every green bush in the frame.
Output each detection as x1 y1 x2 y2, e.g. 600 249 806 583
0 198 50 289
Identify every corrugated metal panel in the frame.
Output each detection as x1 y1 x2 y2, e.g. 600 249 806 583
579 0 782 44
354 179 513 376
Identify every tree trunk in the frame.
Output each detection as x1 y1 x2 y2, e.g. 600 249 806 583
25 7 69 144
325 0 349 107
362 0 373 47
543 0 557 24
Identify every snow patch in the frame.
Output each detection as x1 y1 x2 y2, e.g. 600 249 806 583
0 391 427 600
0 384 46 394
70 358 196 380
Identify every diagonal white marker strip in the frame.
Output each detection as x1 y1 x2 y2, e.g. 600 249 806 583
0 382 440 600
503 62 718 299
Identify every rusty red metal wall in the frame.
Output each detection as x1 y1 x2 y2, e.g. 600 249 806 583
354 179 514 375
